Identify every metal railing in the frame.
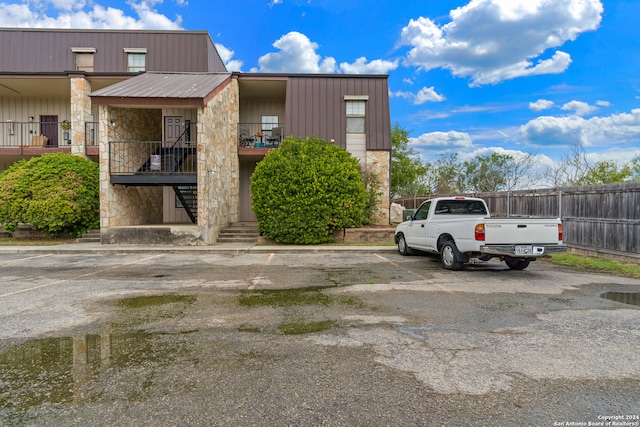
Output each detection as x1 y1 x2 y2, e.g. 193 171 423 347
109 141 197 176
0 121 72 147
238 123 284 149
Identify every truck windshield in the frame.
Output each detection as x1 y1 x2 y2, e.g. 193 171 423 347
434 200 487 215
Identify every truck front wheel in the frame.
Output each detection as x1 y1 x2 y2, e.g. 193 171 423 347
505 258 530 270
397 234 414 256
441 240 464 271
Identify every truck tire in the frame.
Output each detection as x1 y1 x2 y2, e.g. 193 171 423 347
505 258 530 270
440 240 464 271
397 234 414 255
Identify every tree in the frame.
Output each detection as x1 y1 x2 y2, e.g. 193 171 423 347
427 153 463 195
574 160 633 185
0 153 99 236
545 141 590 187
462 153 510 192
250 136 369 244
390 123 429 198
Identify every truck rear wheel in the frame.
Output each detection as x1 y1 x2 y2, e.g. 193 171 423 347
440 240 464 271
505 258 530 270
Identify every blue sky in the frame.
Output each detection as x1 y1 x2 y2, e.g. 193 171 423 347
3 0 639 170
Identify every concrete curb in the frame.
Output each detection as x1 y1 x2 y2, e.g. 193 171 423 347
0 242 399 255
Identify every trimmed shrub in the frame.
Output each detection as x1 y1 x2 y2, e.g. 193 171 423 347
251 136 369 244
0 153 99 236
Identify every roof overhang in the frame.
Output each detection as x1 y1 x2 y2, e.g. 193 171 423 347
90 72 232 108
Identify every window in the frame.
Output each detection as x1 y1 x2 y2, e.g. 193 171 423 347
124 48 147 72
346 99 366 133
414 202 431 220
261 115 279 131
72 47 96 72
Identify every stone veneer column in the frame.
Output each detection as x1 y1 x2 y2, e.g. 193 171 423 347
69 76 92 156
197 79 240 244
366 150 391 225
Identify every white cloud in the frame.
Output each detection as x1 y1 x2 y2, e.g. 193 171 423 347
520 108 640 147
253 32 337 73
529 99 555 112
410 131 474 152
215 43 243 72
414 86 446 104
399 0 603 86
561 100 597 116
391 86 446 105
0 1 183 29
339 57 399 74
596 100 611 107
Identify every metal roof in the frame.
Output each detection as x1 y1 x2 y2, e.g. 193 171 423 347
90 72 231 100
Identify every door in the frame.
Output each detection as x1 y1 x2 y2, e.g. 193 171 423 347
40 115 58 147
239 159 258 222
165 116 183 142
405 201 431 249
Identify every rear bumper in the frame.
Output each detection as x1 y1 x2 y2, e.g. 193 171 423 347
479 244 567 257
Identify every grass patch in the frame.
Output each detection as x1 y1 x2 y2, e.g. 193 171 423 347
115 295 197 308
278 320 336 335
548 254 640 279
0 236 75 246
238 287 332 307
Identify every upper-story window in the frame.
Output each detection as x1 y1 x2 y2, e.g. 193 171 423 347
72 47 96 72
345 96 368 134
124 48 147 72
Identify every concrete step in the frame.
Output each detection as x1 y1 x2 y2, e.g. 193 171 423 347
217 224 259 243
76 229 101 243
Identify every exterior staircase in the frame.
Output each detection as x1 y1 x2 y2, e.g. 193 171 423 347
76 229 101 243
174 185 197 223
217 223 259 243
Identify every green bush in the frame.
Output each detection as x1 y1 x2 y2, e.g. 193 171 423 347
251 136 369 244
0 153 99 236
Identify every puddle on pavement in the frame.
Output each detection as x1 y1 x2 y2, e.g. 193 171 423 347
0 331 160 424
600 291 640 306
0 294 198 424
237 286 364 334
0 289 363 422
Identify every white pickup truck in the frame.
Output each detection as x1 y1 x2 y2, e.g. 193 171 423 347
394 196 567 270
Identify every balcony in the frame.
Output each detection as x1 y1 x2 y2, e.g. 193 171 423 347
0 120 102 156
238 123 283 155
109 141 197 186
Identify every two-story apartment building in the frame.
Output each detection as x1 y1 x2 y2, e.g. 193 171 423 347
0 28 392 245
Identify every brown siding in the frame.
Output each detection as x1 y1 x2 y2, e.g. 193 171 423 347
285 76 391 151
0 29 226 74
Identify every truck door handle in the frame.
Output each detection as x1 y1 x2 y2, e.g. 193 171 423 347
518 224 527 228
421 224 425 228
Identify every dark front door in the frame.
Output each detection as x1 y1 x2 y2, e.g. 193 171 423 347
40 115 58 147
165 117 183 142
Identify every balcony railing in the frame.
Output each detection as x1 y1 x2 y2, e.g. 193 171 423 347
238 123 284 149
0 121 72 148
109 141 197 177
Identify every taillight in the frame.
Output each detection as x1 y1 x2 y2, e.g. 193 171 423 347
475 224 485 241
558 224 563 242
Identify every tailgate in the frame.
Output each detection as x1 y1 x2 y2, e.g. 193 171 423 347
484 219 560 244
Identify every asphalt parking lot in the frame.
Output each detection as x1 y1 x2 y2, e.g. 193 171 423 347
1 248 639 426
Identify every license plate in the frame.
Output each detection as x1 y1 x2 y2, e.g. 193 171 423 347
515 245 533 255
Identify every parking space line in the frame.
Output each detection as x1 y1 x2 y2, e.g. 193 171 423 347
0 254 53 265
248 253 275 290
374 254 453 294
0 254 166 299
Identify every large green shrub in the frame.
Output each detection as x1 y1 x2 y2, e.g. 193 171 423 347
251 136 369 244
0 153 99 236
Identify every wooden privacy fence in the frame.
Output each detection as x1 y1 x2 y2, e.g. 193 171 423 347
393 182 640 259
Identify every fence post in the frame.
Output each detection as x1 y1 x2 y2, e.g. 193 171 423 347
559 191 563 220
507 192 511 218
